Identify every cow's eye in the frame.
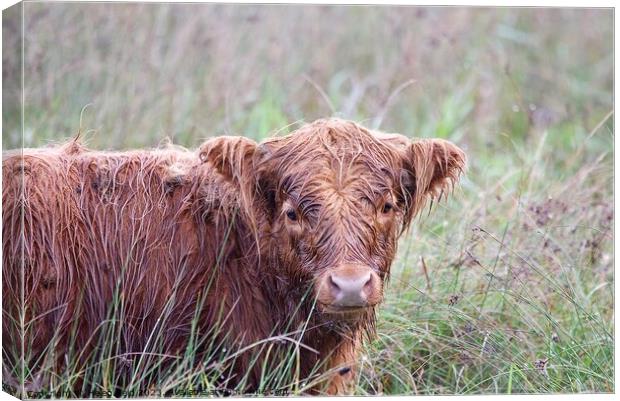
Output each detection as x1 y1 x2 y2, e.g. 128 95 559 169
286 209 298 221
382 202 393 214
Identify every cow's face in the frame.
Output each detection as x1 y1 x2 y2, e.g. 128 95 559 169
252 119 466 317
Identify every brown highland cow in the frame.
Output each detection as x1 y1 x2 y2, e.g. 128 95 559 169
2 118 465 396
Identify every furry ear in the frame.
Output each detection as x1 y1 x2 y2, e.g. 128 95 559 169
399 138 466 225
198 136 258 186
198 136 259 222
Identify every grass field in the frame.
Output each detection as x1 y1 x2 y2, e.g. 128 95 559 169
2 4 613 396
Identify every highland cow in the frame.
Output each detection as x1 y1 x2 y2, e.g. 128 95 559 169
2 118 465 395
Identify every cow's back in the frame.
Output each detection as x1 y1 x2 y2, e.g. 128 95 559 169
2 142 244 376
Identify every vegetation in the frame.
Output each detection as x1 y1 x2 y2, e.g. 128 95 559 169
2 4 613 396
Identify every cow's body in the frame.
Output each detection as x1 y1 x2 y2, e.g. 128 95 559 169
2 119 465 395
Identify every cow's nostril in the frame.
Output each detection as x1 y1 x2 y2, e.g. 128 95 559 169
329 274 340 291
363 273 373 289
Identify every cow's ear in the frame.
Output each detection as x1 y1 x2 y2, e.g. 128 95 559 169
400 138 466 223
198 136 260 221
198 136 258 187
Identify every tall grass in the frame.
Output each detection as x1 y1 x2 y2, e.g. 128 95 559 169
2 3 613 396
359 122 613 394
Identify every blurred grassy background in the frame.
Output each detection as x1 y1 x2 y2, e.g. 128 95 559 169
3 4 612 149
2 3 613 395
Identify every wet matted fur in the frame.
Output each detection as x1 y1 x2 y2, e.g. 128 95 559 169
2 118 466 395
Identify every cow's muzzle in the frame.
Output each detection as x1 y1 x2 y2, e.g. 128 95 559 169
316 264 382 313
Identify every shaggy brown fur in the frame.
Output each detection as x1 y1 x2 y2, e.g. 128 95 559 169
2 118 465 395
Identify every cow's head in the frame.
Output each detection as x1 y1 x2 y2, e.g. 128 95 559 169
200 118 465 319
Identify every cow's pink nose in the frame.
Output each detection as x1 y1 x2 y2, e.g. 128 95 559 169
329 271 373 307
